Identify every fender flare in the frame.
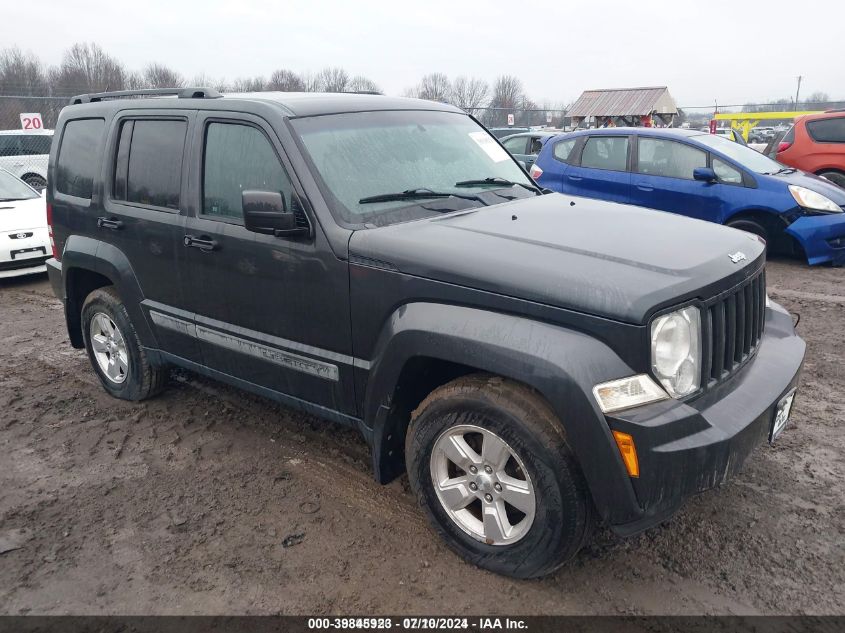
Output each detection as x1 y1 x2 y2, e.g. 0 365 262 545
363 302 643 525
61 237 158 350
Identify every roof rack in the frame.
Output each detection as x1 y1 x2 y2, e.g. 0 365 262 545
69 87 222 105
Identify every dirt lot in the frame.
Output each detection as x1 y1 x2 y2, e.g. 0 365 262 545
0 259 843 615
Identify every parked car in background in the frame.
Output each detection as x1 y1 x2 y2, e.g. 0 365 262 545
46 88 805 578
772 111 845 189
499 132 557 169
0 167 50 278
487 126 530 139
531 128 845 265
0 129 54 190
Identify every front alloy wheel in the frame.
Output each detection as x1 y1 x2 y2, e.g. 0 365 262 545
430 424 535 545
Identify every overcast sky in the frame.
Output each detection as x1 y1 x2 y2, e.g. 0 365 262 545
12 0 843 108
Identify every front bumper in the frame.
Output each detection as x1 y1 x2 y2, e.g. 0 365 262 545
0 228 51 279
785 212 845 266
605 301 805 536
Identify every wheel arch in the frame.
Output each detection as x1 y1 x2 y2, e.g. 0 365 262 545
61 238 156 350
724 208 795 254
362 302 642 525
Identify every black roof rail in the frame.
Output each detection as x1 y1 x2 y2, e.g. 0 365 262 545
69 87 222 105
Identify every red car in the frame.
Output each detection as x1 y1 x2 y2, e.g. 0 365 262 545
774 111 845 188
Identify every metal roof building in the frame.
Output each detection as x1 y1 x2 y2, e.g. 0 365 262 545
569 86 678 127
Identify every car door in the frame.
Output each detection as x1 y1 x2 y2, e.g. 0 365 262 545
102 111 202 364
629 136 722 222
564 134 632 203
180 111 356 415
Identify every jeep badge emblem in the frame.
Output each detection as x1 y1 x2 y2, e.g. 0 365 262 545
728 251 747 264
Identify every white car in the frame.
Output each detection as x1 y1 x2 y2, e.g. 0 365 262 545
0 129 54 190
0 168 51 279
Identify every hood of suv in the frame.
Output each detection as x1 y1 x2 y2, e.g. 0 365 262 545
349 193 766 324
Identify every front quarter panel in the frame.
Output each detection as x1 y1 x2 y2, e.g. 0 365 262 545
364 301 646 526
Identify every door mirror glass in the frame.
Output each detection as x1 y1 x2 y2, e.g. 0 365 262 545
242 190 302 236
693 167 718 183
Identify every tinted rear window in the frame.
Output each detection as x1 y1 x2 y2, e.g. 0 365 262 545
806 117 845 143
56 119 105 199
581 136 629 171
20 134 52 155
116 120 187 210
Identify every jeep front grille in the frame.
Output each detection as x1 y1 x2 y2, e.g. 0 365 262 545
703 268 766 387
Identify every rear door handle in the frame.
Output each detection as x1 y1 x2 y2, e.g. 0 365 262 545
636 184 654 192
568 175 583 181
184 235 219 252
97 216 124 230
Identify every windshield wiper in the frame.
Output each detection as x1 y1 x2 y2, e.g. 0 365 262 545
359 188 487 205
454 177 540 194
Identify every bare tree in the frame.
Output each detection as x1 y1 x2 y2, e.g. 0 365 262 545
231 76 267 92
486 75 524 125
267 69 305 92
143 63 185 88
48 42 127 95
315 67 349 92
347 75 380 94
192 73 230 93
411 73 451 102
0 47 47 95
450 76 488 112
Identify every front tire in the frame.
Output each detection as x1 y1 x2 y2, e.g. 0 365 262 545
406 374 593 578
81 287 167 401
727 218 768 243
818 170 845 189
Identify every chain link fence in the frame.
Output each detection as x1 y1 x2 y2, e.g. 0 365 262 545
0 95 66 190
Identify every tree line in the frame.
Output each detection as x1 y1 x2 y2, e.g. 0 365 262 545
0 42 568 129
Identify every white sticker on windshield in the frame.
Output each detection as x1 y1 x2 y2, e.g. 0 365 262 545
469 131 511 163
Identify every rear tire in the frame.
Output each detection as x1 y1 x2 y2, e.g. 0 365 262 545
406 374 593 578
81 287 167 401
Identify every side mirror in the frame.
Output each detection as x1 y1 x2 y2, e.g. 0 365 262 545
242 190 306 237
693 167 718 183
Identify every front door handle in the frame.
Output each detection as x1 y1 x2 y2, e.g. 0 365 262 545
184 234 219 252
636 184 655 192
568 175 583 181
97 216 124 230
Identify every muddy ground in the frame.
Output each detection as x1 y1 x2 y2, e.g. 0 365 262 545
0 259 842 615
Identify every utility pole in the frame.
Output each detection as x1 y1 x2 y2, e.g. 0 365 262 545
795 75 803 111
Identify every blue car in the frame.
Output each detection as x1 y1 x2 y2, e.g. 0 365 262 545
530 128 845 265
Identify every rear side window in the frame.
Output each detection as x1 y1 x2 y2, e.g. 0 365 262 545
56 119 105 199
637 138 707 180
502 136 527 154
0 136 20 156
806 117 845 143
113 119 187 210
581 136 628 171
202 122 294 221
553 138 577 163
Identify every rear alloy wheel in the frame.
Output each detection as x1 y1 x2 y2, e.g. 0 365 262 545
819 171 845 189
81 286 167 401
407 374 593 578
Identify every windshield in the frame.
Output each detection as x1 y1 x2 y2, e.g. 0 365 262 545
694 133 785 174
292 110 536 226
0 170 39 201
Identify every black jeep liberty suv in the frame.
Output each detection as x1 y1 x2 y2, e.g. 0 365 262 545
45 88 805 578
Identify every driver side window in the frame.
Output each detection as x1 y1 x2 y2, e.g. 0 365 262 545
203 122 294 220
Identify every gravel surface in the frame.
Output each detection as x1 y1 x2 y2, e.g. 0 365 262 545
0 259 842 615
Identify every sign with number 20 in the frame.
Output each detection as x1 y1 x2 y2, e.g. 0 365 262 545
20 113 44 130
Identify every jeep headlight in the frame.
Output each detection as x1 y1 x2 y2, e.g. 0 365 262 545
651 306 702 398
